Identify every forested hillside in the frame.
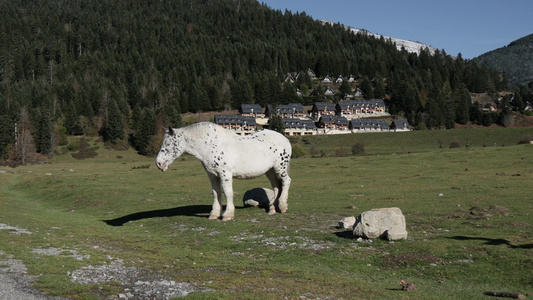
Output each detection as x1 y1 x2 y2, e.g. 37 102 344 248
474 34 533 87
0 0 527 163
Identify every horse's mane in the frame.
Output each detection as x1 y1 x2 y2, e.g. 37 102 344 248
183 122 230 139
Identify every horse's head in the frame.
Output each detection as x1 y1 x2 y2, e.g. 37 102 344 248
155 127 183 172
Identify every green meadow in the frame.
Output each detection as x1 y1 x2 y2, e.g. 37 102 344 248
1 127 532 299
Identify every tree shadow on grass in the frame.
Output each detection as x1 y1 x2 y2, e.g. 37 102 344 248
103 205 214 226
448 236 533 249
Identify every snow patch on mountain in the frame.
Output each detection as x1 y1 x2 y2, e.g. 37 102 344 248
321 20 437 55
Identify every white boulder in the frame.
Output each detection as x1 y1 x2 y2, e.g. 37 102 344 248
242 188 275 209
338 216 356 230
353 207 407 240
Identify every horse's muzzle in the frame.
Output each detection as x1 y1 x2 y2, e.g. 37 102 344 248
156 161 167 172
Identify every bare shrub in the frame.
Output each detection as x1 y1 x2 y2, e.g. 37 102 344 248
518 134 533 144
351 142 365 155
291 143 306 158
334 147 346 157
449 138 461 148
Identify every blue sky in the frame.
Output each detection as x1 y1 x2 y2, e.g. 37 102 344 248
260 0 532 59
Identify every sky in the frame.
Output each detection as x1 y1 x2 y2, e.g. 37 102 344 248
259 0 532 59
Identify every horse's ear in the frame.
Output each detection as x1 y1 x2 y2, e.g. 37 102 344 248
168 126 175 135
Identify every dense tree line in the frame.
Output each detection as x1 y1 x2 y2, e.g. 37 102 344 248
474 34 533 87
0 0 528 162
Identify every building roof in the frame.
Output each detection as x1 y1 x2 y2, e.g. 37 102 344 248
319 115 349 126
337 99 385 110
282 118 316 130
239 104 263 115
214 115 256 126
267 103 305 115
313 102 336 111
349 118 390 130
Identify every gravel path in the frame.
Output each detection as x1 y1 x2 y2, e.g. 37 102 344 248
1 223 211 299
0 254 63 300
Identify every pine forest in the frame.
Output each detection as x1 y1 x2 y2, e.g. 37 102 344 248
0 0 531 163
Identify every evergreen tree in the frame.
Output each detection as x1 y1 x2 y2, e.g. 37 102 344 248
136 108 157 155
269 114 285 135
359 78 374 99
0 115 14 159
64 101 83 135
36 107 54 155
268 104 285 134
104 99 124 143
454 85 471 124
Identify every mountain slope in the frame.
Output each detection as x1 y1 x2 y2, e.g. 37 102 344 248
474 34 533 86
321 20 437 55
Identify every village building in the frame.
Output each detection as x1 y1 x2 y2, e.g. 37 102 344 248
318 115 349 131
239 104 265 118
349 119 390 132
311 102 337 120
265 103 306 119
324 86 335 96
214 115 257 134
282 118 317 136
390 119 411 132
307 68 317 79
284 74 295 83
321 75 332 84
336 99 386 117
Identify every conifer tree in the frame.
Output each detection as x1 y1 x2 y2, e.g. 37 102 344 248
135 108 156 156
64 101 83 135
0 115 14 159
36 107 54 155
104 99 124 143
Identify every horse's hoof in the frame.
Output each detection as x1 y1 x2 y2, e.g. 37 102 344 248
221 216 233 221
268 210 277 215
208 215 220 220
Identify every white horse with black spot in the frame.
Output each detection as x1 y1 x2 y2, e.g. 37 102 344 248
156 122 292 221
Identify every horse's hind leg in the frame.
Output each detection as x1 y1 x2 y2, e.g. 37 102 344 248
277 172 291 214
266 170 281 215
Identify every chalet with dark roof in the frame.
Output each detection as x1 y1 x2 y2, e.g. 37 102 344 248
349 119 390 131
265 103 306 118
318 115 349 131
336 99 386 116
324 86 335 96
321 75 332 84
307 68 317 79
390 119 411 132
282 118 316 136
239 104 264 118
214 115 257 134
311 102 337 120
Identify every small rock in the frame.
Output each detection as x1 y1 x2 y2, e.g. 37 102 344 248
400 280 416 291
353 207 408 240
338 216 356 230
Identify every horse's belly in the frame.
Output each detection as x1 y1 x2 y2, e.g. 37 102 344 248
232 168 270 179
231 159 273 179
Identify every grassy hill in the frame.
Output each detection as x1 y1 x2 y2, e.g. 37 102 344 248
0 128 532 298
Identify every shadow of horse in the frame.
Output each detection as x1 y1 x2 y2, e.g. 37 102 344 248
448 236 533 249
103 205 214 226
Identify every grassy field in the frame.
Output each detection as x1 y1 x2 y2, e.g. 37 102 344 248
1 127 532 299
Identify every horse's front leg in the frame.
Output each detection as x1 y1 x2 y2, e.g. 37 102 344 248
220 174 235 221
207 173 223 220
266 169 281 215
